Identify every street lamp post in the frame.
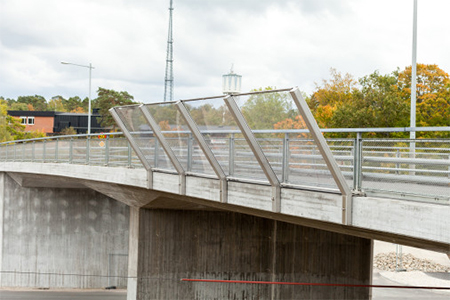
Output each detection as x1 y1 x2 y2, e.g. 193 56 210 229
61 61 94 135
410 0 418 140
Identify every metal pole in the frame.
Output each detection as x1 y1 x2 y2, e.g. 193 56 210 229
410 0 418 140
61 61 94 135
88 63 92 135
409 0 418 174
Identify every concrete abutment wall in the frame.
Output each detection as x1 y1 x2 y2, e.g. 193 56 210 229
129 208 373 300
0 171 373 298
0 173 129 288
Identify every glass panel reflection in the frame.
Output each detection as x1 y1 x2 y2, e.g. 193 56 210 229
143 103 216 176
114 106 174 171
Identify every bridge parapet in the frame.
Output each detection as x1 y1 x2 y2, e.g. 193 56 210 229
0 89 449 250
0 89 448 206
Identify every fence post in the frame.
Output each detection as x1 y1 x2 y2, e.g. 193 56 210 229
282 132 290 183
105 135 110 166
187 133 193 172
32 141 35 162
396 149 401 175
127 141 132 168
154 138 159 168
55 138 59 162
43 140 46 163
229 133 235 176
86 136 90 165
69 138 73 164
353 132 363 191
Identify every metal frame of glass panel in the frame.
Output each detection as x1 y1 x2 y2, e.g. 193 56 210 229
290 88 353 225
176 101 228 203
110 107 153 189
224 95 282 213
109 88 354 223
139 104 186 195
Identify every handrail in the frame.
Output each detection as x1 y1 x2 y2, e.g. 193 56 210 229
1 127 449 146
0 129 448 203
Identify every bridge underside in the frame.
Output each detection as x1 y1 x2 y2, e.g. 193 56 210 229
5 171 449 253
128 207 372 300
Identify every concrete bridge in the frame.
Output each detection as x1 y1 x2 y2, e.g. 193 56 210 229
0 88 448 299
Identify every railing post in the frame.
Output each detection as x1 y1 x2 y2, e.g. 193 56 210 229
187 133 193 172
228 134 235 176
154 138 159 168
55 138 59 163
353 132 363 191
396 149 401 175
32 141 35 162
105 135 110 166
127 141 132 168
86 136 90 165
43 140 46 163
69 138 73 164
282 132 290 183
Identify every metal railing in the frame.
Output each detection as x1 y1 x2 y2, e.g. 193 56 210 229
0 128 448 203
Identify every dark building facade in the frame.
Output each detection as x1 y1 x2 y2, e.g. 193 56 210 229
7 110 104 135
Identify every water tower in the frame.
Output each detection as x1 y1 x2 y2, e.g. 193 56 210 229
222 66 242 95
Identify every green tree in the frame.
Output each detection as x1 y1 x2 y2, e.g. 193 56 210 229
0 99 45 141
17 95 48 111
95 88 137 130
62 96 85 112
396 64 450 137
49 96 67 112
241 87 294 129
331 71 409 135
309 69 358 129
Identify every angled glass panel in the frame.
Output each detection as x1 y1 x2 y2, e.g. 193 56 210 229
143 102 216 176
235 89 340 190
113 105 174 171
183 96 268 182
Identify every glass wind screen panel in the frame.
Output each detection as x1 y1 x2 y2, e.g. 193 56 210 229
114 106 174 171
183 97 267 181
143 103 216 176
235 90 340 190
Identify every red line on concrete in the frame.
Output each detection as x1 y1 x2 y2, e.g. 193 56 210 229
181 279 450 290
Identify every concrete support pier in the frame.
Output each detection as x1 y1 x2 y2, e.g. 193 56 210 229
128 208 372 300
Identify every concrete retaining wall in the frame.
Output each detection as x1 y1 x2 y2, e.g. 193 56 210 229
0 173 129 288
130 209 372 300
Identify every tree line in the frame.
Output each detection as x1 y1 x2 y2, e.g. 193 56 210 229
1 63 448 141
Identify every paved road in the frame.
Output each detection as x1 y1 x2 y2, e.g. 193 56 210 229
371 272 449 300
0 290 126 300
1 274 448 300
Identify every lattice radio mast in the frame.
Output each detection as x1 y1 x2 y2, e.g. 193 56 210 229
163 0 174 102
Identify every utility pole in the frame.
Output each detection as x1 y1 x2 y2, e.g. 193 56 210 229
163 0 174 102
410 0 418 140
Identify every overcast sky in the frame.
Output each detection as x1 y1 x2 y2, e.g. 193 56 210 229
1 0 449 103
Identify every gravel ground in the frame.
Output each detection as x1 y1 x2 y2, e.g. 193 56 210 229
373 241 450 294
374 252 450 272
